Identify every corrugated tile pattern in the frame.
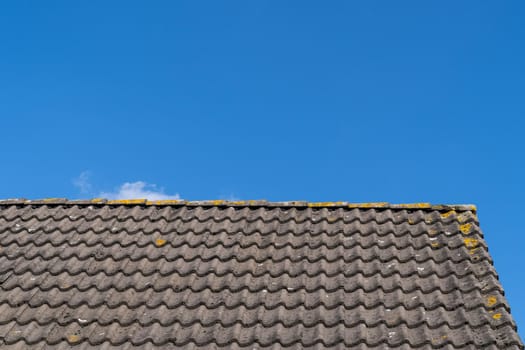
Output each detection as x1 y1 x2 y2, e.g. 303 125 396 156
0 202 522 349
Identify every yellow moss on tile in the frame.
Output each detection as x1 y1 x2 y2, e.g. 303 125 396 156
308 202 346 207
397 203 432 209
155 238 167 247
440 210 455 218
465 204 477 212
146 200 185 205
463 237 479 248
487 296 497 307
67 335 80 343
457 213 472 223
347 202 389 208
41 198 63 202
90 198 106 203
107 199 146 205
459 223 472 234
228 201 247 205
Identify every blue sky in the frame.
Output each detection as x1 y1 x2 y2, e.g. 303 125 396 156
1 0 524 338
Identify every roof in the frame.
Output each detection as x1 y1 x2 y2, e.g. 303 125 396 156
0 199 522 349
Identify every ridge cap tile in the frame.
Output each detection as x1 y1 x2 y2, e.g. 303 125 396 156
0 198 477 211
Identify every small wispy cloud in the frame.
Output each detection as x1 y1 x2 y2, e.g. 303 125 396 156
99 181 180 200
73 171 181 200
73 171 93 194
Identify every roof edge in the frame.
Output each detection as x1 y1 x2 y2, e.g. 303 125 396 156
0 199 477 212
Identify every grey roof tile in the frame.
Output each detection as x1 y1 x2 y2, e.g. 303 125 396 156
0 200 521 348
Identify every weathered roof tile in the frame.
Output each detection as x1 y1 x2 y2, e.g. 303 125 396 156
0 200 521 349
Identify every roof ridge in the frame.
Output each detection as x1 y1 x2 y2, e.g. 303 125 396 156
0 198 477 212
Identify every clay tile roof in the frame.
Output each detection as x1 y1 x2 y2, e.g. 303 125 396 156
0 199 522 349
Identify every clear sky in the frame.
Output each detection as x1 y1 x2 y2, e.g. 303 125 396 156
1 0 524 339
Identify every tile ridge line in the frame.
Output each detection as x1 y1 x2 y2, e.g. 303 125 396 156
0 198 477 212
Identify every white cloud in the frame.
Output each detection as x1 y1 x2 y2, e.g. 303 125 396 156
73 171 181 200
73 171 93 194
100 181 180 200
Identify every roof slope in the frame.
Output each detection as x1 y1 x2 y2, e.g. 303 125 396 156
0 199 522 349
